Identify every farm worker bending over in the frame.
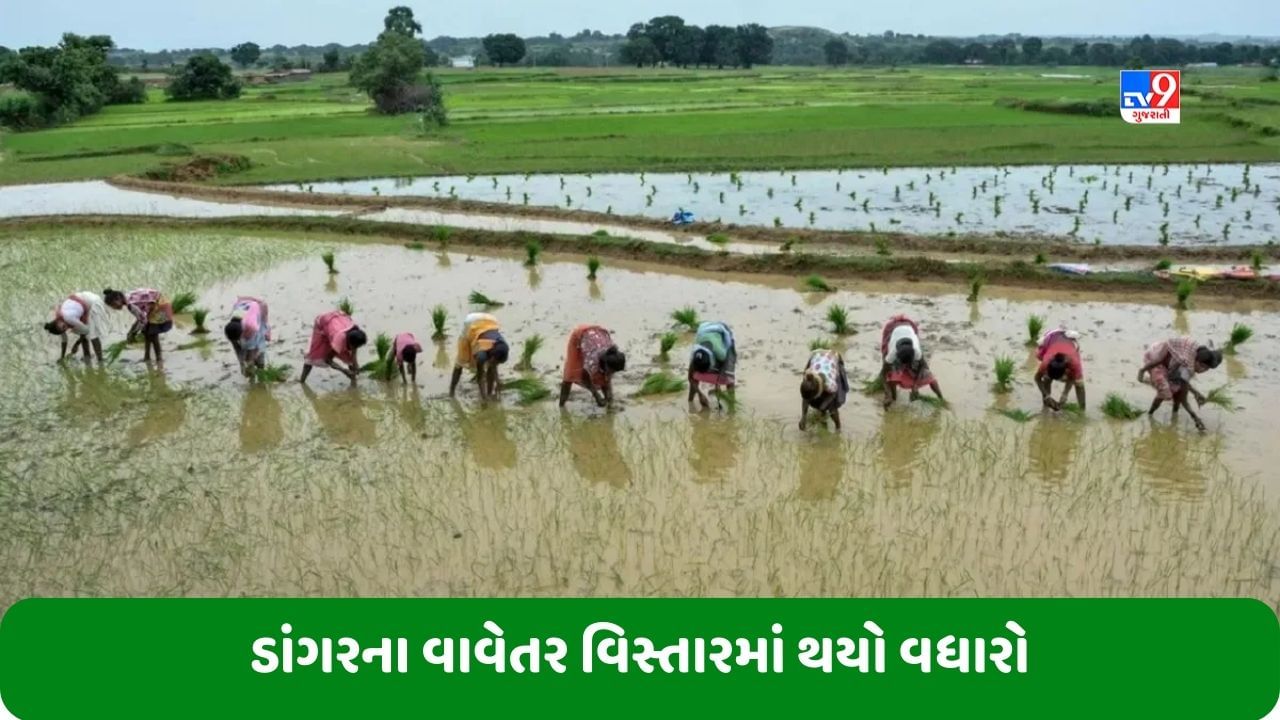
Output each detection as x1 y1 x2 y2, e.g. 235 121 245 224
1137 337 1222 432
450 313 509 399
559 324 626 408
300 309 367 384
394 332 423 385
1034 327 1086 411
878 314 944 408
111 288 173 366
44 290 109 363
225 296 271 378
688 321 737 410
799 348 849 431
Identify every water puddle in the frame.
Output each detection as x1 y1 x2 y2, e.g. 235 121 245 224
0 180 345 219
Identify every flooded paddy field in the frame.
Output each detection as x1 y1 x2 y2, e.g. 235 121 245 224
2 228 1278 607
275 163 1280 246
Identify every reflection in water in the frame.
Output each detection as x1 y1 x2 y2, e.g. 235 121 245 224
562 412 631 488
878 408 943 488
396 385 427 434
969 303 981 325
324 277 338 294
436 252 452 268
527 267 542 290
452 401 517 470
1173 309 1190 335
58 365 138 425
689 414 739 483
433 342 450 370
588 280 602 302
798 432 843 500
303 385 376 447
240 384 284 454
127 372 188 446
1225 355 1247 382
1027 414 1085 486
1134 420 1222 497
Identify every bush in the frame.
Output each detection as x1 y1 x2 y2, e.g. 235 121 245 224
166 54 242 101
109 76 148 104
0 91 43 130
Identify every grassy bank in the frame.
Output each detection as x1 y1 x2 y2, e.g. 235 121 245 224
2 65 1277 185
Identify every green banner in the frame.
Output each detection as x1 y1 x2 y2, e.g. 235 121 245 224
1 599 1276 719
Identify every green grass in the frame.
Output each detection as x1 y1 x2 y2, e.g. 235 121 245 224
706 233 729 247
322 251 337 275
469 291 503 308
659 331 678 360
1155 258 1172 271
404 241 425 250
524 238 541 267
502 377 551 405
861 375 885 395
337 297 354 316
1175 278 1197 310
636 371 687 397
170 291 197 315
804 275 834 293
1226 323 1253 353
3 66 1278 185
1026 315 1045 347
671 306 699 332
516 334 543 371
586 256 601 280
999 408 1035 423
191 308 209 334
431 305 448 339
874 236 891 256
253 364 291 383
993 356 1015 393
1102 393 1143 420
827 305 851 335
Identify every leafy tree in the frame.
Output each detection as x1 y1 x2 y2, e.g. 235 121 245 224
229 42 261 68
166 54 242 100
1021 37 1043 63
422 44 441 67
620 37 660 67
1 33 138 128
1069 42 1089 64
990 38 1017 64
670 26 705 67
923 40 962 64
962 42 990 64
1043 47 1071 65
641 15 687 63
384 6 422 37
1087 42 1118 66
823 39 850 66
482 34 527 67
734 24 773 68
320 48 342 72
701 25 738 68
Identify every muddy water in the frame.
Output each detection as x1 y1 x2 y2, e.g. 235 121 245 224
2 231 1278 605
0 181 346 218
278 164 1280 246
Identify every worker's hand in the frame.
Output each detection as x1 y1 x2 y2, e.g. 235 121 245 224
1194 418 1207 433
1043 396 1059 411
798 418 807 431
1194 392 1206 407
595 396 608 408
1136 369 1147 384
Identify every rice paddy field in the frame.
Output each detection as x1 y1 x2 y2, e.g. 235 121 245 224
1 65 1279 185
2 226 1278 609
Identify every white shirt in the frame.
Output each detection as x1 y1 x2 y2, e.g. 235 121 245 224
885 324 923 364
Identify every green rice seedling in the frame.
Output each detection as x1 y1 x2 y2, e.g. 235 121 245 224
1060 402 1084 416
993 356 1016 393
804 275 834 293
1102 394 1143 420
174 338 213 351
780 239 796 253
587 256 601 280
469 291 503 308
636 372 687 397
524 239 541 267
671 307 699 332
809 338 833 352
1225 323 1253 354
322 251 337 275
1155 259 1172 271
1159 222 1169 246
170 292 197 315
1222 224 1231 242
404 241 425 250
254 364 291 383
1251 250 1264 272
710 389 739 411
1175 278 1196 310
1204 385 1239 412
516 334 544 371
191 308 210 334
967 276 985 303
827 305 851 335
431 305 448 340
503 377 552 405
103 341 128 364
861 375 885 395
875 237 891 256
707 234 729 247
593 229 609 237
338 297 355 316
999 408 1035 423
1026 315 1045 347
659 332 678 360
431 226 452 246
773 217 783 228
1034 253 1046 265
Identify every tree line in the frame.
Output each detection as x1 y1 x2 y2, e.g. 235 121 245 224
619 17 774 68
0 35 147 130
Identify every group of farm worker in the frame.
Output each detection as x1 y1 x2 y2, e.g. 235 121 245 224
45 291 1225 427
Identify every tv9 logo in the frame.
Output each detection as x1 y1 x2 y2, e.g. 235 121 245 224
1120 70 1181 124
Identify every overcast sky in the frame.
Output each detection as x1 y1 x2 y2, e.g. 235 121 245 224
3 0 1278 49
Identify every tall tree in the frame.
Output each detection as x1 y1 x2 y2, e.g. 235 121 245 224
823 39 850 67
1021 37 1043 63
734 24 773 69
642 15 687 63
669 26 705 67
701 25 738 68
384 6 422 37
166 54 242 100
619 37 660 67
229 42 261 68
1087 43 1118 66
990 38 1017 64
923 40 962 64
482 34 527 67
320 48 342 72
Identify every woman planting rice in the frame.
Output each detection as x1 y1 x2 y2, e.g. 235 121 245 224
225 296 270 378
450 313 509 400
394 332 423 385
1137 337 1222 432
687 321 737 410
111 288 173 366
300 308 366 385
1035 327 1086 411
559 324 626 409
44 290 110 363
800 348 850 431
878 314 944 408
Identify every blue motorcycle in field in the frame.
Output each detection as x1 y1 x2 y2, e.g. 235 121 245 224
671 209 695 225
